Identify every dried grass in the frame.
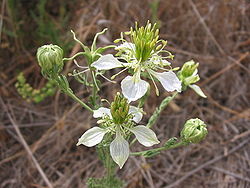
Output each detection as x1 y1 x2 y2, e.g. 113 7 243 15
0 0 249 187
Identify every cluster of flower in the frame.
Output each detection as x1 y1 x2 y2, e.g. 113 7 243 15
36 22 207 169
76 23 206 168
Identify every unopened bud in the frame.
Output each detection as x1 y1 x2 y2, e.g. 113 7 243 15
181 118 208 143
180 60 199 78
37 44 64 78
178 60 201 87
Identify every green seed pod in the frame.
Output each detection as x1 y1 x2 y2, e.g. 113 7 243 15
181 118 208 143
37 44 64 79
110 92 129 124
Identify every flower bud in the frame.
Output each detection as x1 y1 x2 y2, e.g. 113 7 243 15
180 118 208 143
110 92 129 124
37 44 64 78
178 60 201 87
180 60 199 78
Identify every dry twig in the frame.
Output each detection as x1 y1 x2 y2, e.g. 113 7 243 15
0 97 54 188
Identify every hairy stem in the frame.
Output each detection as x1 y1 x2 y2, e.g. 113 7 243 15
130 140 187 157
90 70 99 108
67 90 94 112
147 92 178 128
54 75 93 112
106 151 115 186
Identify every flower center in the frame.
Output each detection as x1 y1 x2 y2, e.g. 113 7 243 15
110 92 130 124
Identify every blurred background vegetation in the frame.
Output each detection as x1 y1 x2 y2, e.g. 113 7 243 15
0 0 249 188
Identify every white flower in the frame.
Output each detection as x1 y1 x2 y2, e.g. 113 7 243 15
91 54 124 70
77 106 160 169
110 131 129 169
93 107 111 118
121 75 149 102
148 70 182 92
115 42 135 51
76 127 108 147
91 42 182 102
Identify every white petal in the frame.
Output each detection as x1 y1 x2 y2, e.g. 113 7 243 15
91 54 123 70
110 132 130 169
189 84 207 98
121 76 149 102
115 42 135 51
77 127 108 147
162 60 171 66
151 70 182 92
93 107 111 118
129 106 143 123
151 58 171 66
129 125 160 147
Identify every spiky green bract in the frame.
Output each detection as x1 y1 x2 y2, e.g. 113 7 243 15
181 118 208 144
37 44 64 79
110 92 130 124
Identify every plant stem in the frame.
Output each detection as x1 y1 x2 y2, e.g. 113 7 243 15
147 91 178 128
67 90 93 112
54 74 93 112
106 152 114 186
130 141 187 156
137 88 150 108
90 70 99 108
63 52 87 61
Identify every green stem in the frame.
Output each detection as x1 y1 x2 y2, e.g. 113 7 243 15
63 52 87 61
97 144 119 187
67 90 94 112
137 88 150 108
91 70 100 107
147 91 178 128
106 152 115 186
53 75 93 112
130 140 187 156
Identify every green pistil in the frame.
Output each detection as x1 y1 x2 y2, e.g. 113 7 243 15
130 22 159 62
110 93 130 124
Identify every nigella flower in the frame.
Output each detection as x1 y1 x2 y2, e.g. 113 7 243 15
77 93 160 168
92 22 182 102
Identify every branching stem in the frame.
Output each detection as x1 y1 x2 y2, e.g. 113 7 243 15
147 92 178 128
131 140 187 156
67 90 94 112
